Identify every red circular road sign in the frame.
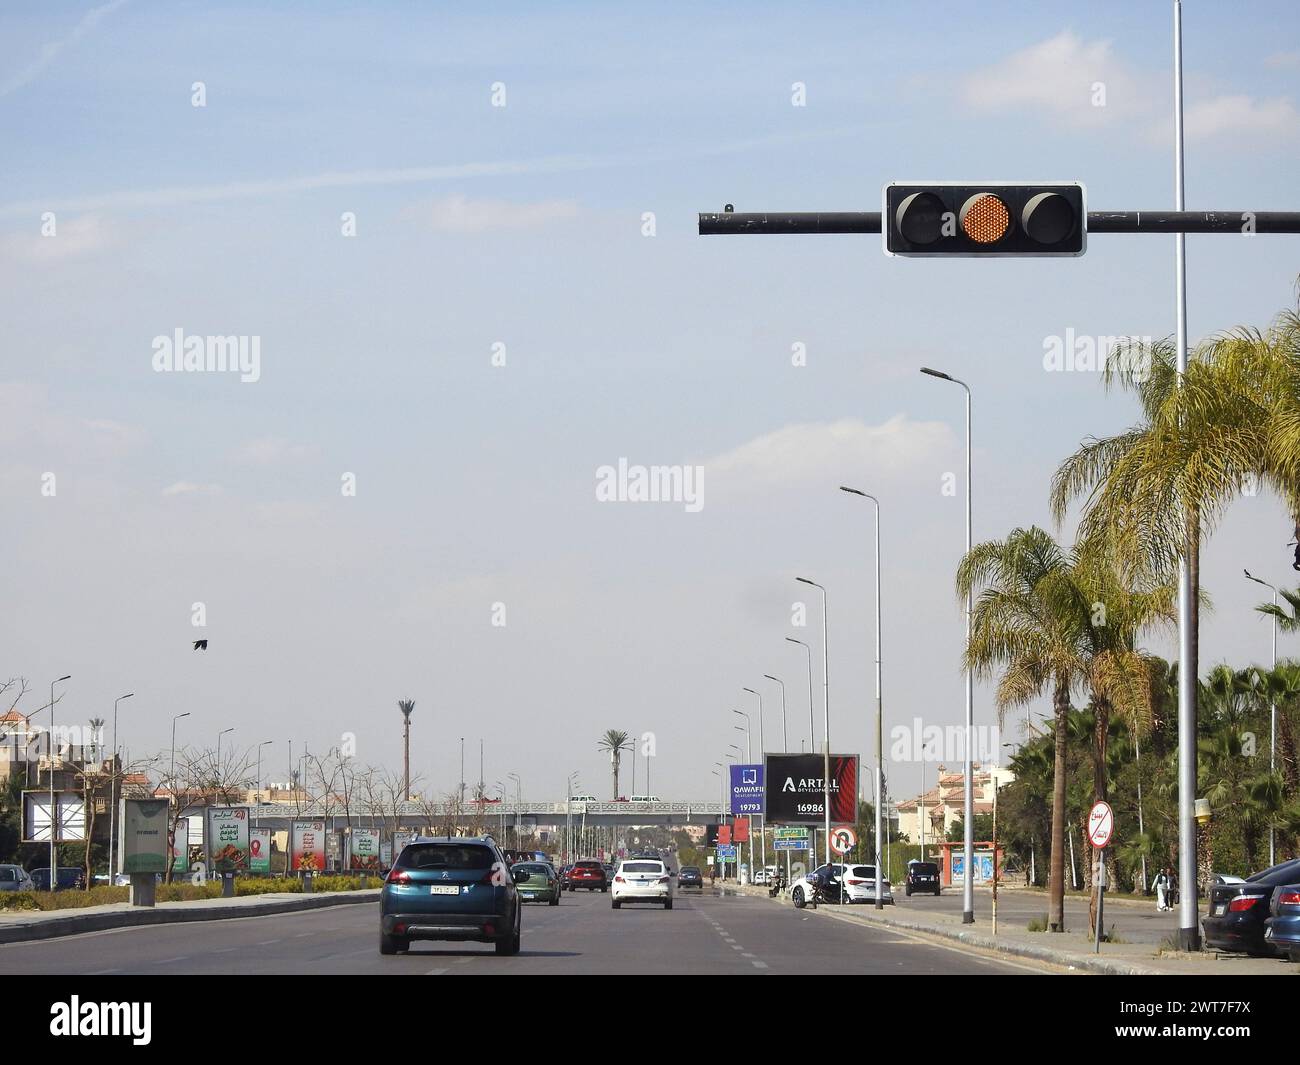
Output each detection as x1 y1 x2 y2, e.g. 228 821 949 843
830 827 857 855
1087 801 1114 848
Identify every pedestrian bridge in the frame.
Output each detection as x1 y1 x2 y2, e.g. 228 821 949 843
229 800 726 831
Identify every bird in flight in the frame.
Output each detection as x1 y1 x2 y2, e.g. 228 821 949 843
193 640 208 651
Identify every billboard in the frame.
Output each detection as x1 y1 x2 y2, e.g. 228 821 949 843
119 798 170 874
729 764 765 815
22 791 86 843
763 753 859 825
206 808 251 872
291 820 326 872
170 817 189 873
348 829 381 871
249 828 272 874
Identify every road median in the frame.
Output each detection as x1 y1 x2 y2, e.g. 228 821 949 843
0 888 380 945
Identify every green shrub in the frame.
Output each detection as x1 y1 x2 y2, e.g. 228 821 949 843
1026 914 1048 932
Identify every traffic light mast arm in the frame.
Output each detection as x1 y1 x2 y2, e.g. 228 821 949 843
699 210 1300 235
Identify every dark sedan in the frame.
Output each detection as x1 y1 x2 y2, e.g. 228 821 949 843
1202 857 1300 956
678 866 703 890
1264 882 1300 962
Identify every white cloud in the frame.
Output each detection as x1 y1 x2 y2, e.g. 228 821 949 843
0 0 129 98
1182 94 1299 142
961 31 1137 126
422 194 578 233
237 437 314 464
703 415 953 494
161 481 221 497
0 215 114 262
1264 50 1300 69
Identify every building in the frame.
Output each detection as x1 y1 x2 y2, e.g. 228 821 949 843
893 763 1015 850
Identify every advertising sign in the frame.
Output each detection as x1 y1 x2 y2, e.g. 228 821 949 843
119 798 170 874
22 790 86 843
380 841 392 868
729 764 765 815
717 824 731 845
170 817 189 873
348 829 382 871
392 831 412 864
762 753 859 825
733 817 750 844
205 808 251 872
291 820 326 872
249 828 272 874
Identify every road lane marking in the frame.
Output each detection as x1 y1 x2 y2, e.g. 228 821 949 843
254 939 281 946
751 960 768 969
88 968 121 974
424 968 448 975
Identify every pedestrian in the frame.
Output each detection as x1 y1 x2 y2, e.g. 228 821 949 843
1152 867 1170 911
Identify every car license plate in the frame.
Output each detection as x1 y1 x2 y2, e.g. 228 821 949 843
430 885 460 895
1213 904 1225 915
523 892 535 899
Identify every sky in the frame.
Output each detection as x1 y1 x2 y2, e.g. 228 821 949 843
1 0 1298 807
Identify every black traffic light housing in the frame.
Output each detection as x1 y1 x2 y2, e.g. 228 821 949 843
883 182 1086 257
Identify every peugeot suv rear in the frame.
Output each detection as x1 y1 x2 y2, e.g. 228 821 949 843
569 860 607 891
380 838 527 955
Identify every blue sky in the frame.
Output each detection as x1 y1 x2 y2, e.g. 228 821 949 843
2 1 1298 805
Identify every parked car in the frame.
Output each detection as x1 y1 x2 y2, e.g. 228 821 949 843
678 866 704 890
789 864 843 907
379 837 526 956
568 860 608 891
29 867 86 892
839 864 894 905
611 858 673 909
0 864 35 892
905 860 942 896
513 862 561 906
1202 858 1300 956
1264 882 1300 962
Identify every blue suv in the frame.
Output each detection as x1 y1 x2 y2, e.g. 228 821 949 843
380 837 527 956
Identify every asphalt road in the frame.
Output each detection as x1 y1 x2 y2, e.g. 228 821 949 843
4 885 1047 975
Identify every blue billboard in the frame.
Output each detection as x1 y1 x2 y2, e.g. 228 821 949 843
730 764 765 815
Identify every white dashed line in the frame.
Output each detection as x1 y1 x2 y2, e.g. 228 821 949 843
425 967 448 975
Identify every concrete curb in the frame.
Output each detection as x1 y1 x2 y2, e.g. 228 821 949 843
727 884 1166 975
0 889 380 945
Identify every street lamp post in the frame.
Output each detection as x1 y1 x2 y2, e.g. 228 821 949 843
920 366 975 925
216 727 234 798
1245 569 1279 866
796 577 831 868
841 485 886 909
255 740 273 827
763 675 787 753
507 772 521 844
785 637 816 858
742 687 767 877
48 675 71 890
107 692 133 881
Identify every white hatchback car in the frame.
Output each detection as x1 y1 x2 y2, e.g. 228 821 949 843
611 858 674 909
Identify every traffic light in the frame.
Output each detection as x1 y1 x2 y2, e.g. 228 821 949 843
883 183 1086 257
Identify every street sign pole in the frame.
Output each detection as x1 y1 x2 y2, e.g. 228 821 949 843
1088 800 1115 953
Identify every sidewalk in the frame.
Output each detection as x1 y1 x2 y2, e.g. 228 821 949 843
0 888 380 945
724 883 1292 975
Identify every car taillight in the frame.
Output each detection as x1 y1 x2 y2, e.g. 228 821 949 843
1278 891 1300 906
845 879 864 886
614 875 624 883
1228 894 1265 912
658 876 670 884
386 869 410 885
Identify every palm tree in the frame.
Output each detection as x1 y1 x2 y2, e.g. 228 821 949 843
398 700 415 802
957 527 1089 932
1256 586 1300 633
1051 300 1300 877
597 729 632 799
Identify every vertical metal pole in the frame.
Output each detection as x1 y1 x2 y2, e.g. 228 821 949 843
992 780 999 936
1270 588 1277 866
872 497 884 910
49 679 57 890
1173 0 1199 952
819 588 831 868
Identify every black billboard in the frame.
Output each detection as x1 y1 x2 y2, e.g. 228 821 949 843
763 753 859 825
